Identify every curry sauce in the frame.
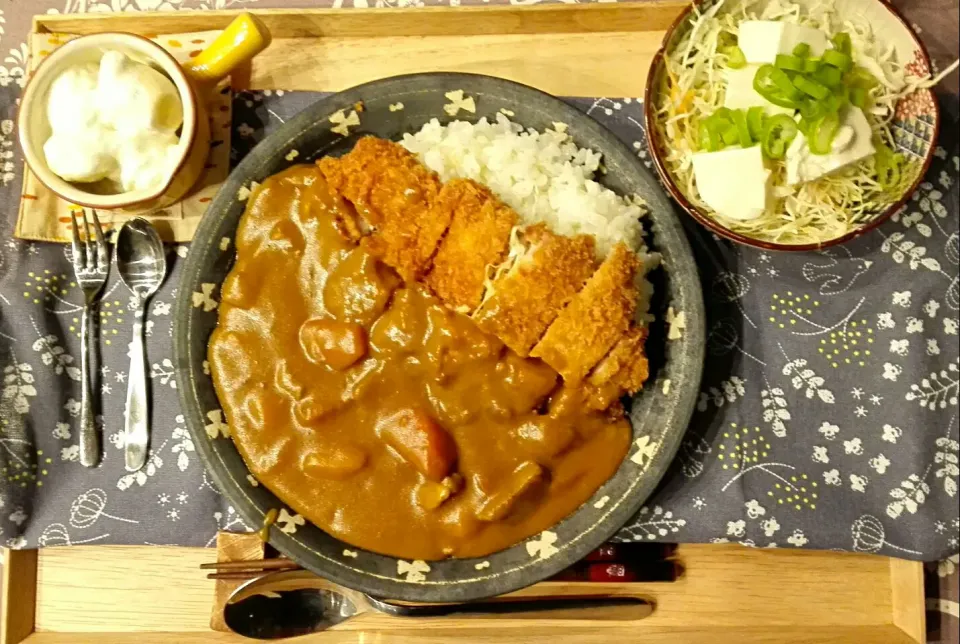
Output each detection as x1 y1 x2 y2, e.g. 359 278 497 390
209 164 632 560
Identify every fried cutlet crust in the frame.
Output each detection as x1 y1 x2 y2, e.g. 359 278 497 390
473 224 596 357
317 137 447 282
581 326 650 411
530 242 640 383
423 179 516 313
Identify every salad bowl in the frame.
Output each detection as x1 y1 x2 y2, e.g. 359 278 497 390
644 0 941 251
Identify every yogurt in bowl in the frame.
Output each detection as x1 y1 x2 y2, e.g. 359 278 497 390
18 14 271 212
43 50 184 193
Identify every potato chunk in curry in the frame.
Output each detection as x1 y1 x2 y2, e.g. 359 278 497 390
299 318 368 371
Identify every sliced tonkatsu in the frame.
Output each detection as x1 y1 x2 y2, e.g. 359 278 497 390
472 224 597 357
317 137 447 282
316 137 651 397
423 179 516 313
530 242 640 383
580 326 650 411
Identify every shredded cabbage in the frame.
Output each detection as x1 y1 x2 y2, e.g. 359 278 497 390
654 0 958 245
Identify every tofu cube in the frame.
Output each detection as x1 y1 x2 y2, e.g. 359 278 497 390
692 145 770 221
739 20 831 65
785 107 877 185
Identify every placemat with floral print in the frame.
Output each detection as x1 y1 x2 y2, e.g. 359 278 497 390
1 86 956 561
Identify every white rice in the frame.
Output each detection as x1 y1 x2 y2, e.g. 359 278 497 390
400 114 648 260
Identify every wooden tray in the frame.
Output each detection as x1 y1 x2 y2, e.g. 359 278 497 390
2 5 926 644
3 542 924 643
30 3 686 97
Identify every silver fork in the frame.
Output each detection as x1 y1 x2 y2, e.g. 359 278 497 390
70 209 109 468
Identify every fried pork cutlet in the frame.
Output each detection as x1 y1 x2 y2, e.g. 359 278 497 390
581 326 650 411
473 224 596 357
423 179 516 313
317 137 447 282
530 242 640 383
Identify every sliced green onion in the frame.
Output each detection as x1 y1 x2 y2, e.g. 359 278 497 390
770 68 804 98
815 92 841 117
708 109 735 146
761 114 799 160
747 106 767 140
731 109 753 146
847 66 879 90
754 64 804 108
792 42 811 58
804 58 821 73
794 75 831 100
832 84 850 110
823 49 853 72
712 107 734 124
850 86 868 109
797 115 815 136
799 99 825 122
760 92 803 110
832 32 852 55
775 54 806 72
808 112 841 155
699 119 721 152
875 145 904 189
815 65 843 88
721 123 740 146
725 45 747 69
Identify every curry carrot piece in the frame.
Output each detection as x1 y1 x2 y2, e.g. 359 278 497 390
378 408 458 481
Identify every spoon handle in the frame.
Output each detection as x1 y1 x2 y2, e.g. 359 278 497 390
124 304 150 472
366 595 652 619
78 304 100 468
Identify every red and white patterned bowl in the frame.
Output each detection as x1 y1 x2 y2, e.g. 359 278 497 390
644 0 940 252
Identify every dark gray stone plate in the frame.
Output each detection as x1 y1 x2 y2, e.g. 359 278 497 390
173 72 705 602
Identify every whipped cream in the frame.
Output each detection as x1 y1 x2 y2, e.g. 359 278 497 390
43 50 184 193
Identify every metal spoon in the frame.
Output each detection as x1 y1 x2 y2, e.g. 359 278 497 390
115 218 167 472
224 570 652 639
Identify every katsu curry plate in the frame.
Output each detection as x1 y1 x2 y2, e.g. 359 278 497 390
174 73 705 602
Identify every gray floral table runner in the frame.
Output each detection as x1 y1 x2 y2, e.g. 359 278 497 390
2 86 957 557
0 0 958 638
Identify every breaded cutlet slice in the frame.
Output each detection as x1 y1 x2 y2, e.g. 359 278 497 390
580 326 650 411
530 242 640 383
317 137 447 282
424 179 516 313
473 224 596 357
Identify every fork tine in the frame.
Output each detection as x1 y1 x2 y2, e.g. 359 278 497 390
91 210 109 271
70 211 86 269
81 209 94 270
